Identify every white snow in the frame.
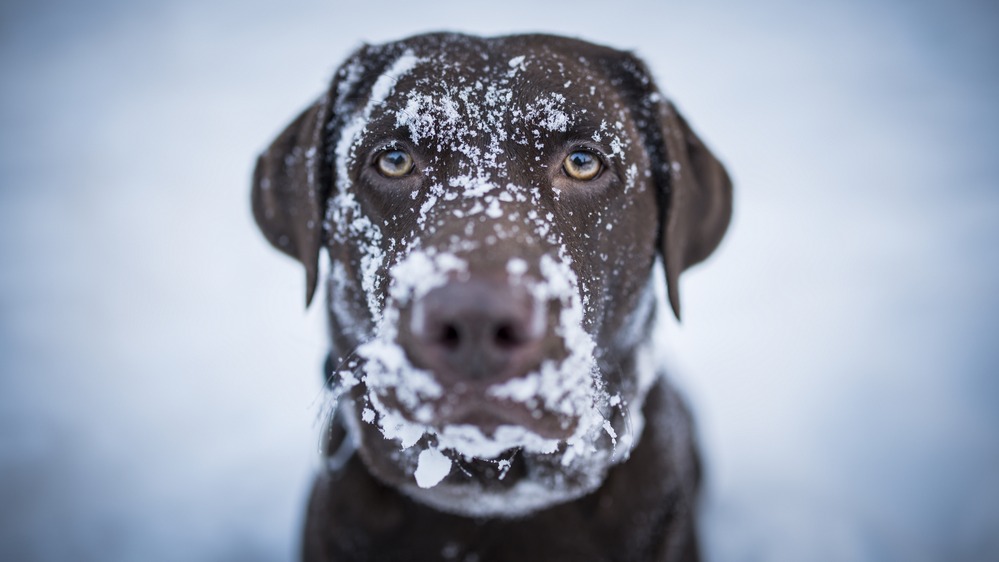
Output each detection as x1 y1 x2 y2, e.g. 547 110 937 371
369 51 421 107
487 373 541 403
505 257 528 276
414 448 452 488
387 249 468 305
438 424 560 458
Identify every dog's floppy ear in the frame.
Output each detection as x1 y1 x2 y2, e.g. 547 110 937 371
606 53 733 320
252 44 411 307
252 94 332 307
657 100 733 320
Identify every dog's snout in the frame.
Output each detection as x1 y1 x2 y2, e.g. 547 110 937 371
405 279 546 382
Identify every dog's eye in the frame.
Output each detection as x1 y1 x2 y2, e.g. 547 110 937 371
563 150 602 181
376 149 415 178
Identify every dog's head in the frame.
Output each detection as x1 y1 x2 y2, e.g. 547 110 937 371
253 33 731 517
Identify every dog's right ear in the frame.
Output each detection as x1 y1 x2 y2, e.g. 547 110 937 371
252 94 332 307
252 44 413 307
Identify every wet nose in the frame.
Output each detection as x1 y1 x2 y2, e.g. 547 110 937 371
403 279 546 382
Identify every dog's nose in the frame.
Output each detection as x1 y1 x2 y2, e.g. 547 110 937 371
403 279 546 382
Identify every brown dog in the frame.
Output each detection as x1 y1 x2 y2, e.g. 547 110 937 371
252 33 731 562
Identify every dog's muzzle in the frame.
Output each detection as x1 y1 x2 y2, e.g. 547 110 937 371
396 276 573 439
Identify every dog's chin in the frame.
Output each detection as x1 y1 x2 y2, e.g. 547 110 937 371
399 448 612 518
343 400 629 518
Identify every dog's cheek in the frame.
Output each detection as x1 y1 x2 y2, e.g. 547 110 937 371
327 258 377 348
592 182 660 348
336 387 425 485
554 192 655 345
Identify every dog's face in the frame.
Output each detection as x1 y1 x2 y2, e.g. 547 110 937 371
253 34 731 517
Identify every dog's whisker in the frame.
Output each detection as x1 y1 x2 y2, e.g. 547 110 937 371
308 346 364 404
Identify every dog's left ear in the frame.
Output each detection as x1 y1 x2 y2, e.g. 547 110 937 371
252 94 332 307
605 53 733 320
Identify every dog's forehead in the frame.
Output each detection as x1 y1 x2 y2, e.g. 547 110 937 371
394 35 618 92
351 38 635 158
402 45 604 93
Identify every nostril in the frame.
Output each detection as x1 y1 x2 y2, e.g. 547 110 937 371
438 323 462 350
493 322 522 350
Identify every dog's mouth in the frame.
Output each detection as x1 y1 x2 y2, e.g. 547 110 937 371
378 382 578 441
438 399 576 439
359 374 585 472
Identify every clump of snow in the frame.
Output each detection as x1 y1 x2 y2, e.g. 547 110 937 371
415 448 452 488
507 54 526 70
625 163 639 191
524 93 570 132
487 372 541 403
506 257 528 277
356 338 441 409
439 424 560 459
387 249 467 306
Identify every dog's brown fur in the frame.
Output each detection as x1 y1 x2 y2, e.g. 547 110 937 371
253 33 731 562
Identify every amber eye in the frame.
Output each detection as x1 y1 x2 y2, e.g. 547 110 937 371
563 150 602 181
376 149 414 178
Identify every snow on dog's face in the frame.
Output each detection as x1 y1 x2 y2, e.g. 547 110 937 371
253 33 732 518
320 35 663 517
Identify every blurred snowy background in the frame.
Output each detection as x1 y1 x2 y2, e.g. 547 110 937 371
1 0 997 560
